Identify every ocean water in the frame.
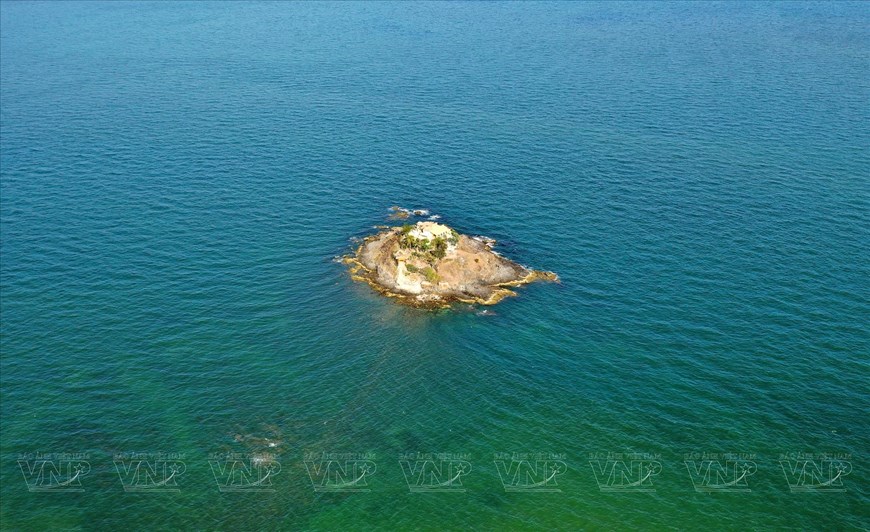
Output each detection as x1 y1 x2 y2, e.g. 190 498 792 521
1 1 868 529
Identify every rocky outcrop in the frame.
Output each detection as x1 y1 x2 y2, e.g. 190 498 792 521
344 220 557 308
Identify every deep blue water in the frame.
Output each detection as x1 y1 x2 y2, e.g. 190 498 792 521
1 1 868 529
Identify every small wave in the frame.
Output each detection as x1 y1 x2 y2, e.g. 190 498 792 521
388 206 435 220
389 206 432 215
472 235 497 247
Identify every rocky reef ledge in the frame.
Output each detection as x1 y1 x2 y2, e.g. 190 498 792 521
344 219 558 308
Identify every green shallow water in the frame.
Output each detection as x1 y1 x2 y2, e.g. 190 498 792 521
1 1 868 529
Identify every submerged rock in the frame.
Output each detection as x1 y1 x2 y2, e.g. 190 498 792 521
344 220 558 308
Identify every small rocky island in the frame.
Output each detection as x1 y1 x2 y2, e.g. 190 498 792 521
345 216 557 308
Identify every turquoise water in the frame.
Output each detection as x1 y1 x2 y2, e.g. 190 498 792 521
1 1 868 529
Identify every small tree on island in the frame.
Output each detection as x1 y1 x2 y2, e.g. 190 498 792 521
431 237 447 259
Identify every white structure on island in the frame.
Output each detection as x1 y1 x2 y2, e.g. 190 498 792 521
408 222 458 253
408 221 452 241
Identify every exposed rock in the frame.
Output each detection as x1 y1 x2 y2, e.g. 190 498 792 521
344 221 558 308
